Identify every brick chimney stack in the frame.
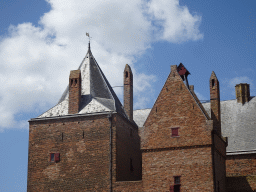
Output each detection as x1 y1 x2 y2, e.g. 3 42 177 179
69 70 81 114
124 64 133 121
210 71 221 135
235 83 250 104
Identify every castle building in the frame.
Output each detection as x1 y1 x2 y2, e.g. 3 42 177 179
27 44 256 192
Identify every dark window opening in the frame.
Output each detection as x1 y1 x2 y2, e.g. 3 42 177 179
156 107 157 113
130 129 133 137
75 79 77 86
212 79 215 87
174 185 180 192
173 176 181 192
50 153 55 162
130 158 134 172
172 128 179 137
174 176 180 184
83 131 84 138
71 79 73 86
126 71 128 78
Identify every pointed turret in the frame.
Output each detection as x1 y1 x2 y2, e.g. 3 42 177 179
210 71 221 135
124 64 133 121
38 44 127 118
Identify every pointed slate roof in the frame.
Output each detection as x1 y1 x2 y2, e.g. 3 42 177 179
37 43 127 119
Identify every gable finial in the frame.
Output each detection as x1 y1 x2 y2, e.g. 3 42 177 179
86 32 92 49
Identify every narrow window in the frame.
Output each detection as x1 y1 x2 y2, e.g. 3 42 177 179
174 176 181 192
83 131 84 139
212 79 215 87
75 79 77 86
171 128 179 137
156 107 157 113
126 71 128 78
71 79 73 86
130 158 134 172
50 153 55 162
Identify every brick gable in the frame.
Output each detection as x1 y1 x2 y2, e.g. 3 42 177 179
142 65 212 150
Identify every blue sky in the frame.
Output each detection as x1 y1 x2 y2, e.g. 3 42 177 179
0 0 255 191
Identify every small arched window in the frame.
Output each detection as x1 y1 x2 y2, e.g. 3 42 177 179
126 71 128 78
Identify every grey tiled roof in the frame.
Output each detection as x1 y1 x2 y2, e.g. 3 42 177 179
37 45 127 119
133 97 256 154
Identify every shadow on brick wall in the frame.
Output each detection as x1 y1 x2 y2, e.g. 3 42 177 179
227 177 254 192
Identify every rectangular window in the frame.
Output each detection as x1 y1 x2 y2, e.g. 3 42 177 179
174 176 181 192
49 153 60 162
50 153 55 162
171 127 179 137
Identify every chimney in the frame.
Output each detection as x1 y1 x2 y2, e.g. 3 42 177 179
235 83 250 104
124 64 133 121
210 71 221 135
69 70 81 114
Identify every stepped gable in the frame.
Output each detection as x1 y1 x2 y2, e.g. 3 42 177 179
36 44 127 119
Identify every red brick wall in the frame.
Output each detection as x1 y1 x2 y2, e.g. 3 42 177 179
114 181 142 192
226 154 256 191
27 114 111 191
141 65 216 191
142 65 212 150
142 148 214 191
113 114 142 182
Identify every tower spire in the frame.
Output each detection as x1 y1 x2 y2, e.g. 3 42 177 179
86 32 91 50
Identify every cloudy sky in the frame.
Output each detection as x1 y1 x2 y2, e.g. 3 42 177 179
0 0 255 191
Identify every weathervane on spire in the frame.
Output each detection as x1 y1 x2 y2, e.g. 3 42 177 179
86 32 92 49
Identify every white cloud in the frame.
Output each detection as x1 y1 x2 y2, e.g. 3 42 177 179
147 0 203 43
0 0 202 129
